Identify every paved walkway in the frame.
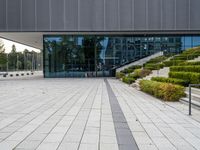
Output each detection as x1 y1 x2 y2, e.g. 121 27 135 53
0 78 200 150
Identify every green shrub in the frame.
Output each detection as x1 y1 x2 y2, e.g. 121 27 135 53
122 76 135 84
144 63 164 70
139 80 186 101
173 54 200 60
120 68 134 74
127 73 140 79
151 77 189 86
170 66 200 73
179 61 200 66
134 69 152 78
128 65 142 70
172 47 200 61
120 65 142 74
163 60 185 67
146 56 167 64
169 71 200 84
116 72 125 79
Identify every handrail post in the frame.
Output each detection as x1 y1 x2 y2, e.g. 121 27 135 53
189 84 192 115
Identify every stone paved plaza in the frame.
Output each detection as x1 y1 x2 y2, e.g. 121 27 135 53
0 78 200 150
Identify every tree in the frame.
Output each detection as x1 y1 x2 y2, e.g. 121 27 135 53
8 44 17 71
0 40 7 71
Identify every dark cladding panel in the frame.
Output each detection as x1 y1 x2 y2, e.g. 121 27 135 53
162 0 175 30
190 0 200 29
7 0 21 31
93 0 104 30
134 0 146 30
79 0 93 30
105 0 119 30
148 0 161 30
65 0 78 30
22 0 35 31
119 0 132 30
0 0 6 30
36 0 50 31
176 0 189 30
51 0 64 31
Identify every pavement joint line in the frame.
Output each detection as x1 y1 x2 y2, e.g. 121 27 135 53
114 79 198 150
1 84 83 149
55 81 99 150
0 85 78 132
33 83 94 150
98 82 103 150
76 83 99 150
104 79 139 150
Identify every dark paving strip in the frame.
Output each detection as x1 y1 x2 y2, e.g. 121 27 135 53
105 79 139 150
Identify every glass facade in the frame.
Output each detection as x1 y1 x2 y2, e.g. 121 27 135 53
43 35 200 78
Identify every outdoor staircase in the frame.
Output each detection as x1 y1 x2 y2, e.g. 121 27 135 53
131 67 170 90
143 67 169 80
131 54 200 108
188 56 200 62
116 51 163 72
180 87 200 109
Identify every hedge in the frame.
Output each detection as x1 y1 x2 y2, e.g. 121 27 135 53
146 56 167 64
120 68 134 74
120 65 142 74
127 73 140 79
151 77 189 86
116 72 125 79
179 61 200 66
170 66 200 73
169 71 200 84
122 76 135 84
144 63 164 70
172 47 200 60
163 60 185 67
134 69 152 78
139 80 186 101
173 54 200 60
127 65 142 70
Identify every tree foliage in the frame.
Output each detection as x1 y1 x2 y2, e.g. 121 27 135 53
0 40 7 70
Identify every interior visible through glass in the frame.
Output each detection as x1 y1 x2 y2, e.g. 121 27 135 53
43 35 200 77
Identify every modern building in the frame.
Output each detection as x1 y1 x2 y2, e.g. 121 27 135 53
0 0 200 77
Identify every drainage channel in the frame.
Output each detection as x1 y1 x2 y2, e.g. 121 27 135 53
104 79 139 150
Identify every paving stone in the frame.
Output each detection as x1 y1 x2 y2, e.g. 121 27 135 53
0 78 200 150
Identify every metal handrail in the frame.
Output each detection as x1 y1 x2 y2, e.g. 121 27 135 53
188 84 200 115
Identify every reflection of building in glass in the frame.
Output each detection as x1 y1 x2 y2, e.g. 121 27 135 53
44 35 200 78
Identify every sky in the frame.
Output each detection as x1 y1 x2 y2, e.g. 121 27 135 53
0 38 41 53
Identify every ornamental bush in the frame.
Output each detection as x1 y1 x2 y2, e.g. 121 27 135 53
120 68 134 74
169 72 200 84
134 69 152 78
144 63 164 70
146 56 167 64
127 73 140 79
128 65 142 70
163 60 185 67
116 72 125 79
151 77 189 86
170 66 200 73
122 76 135 84
139 80 186 101
179 61 200 66
120 65 142 74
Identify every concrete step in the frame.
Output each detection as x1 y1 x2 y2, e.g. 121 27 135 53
188 56 200 62
180 97 200 110
143 67 170 80
186 87 200 95
185 92 200 102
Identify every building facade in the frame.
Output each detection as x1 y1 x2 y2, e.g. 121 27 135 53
0 0 200 77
